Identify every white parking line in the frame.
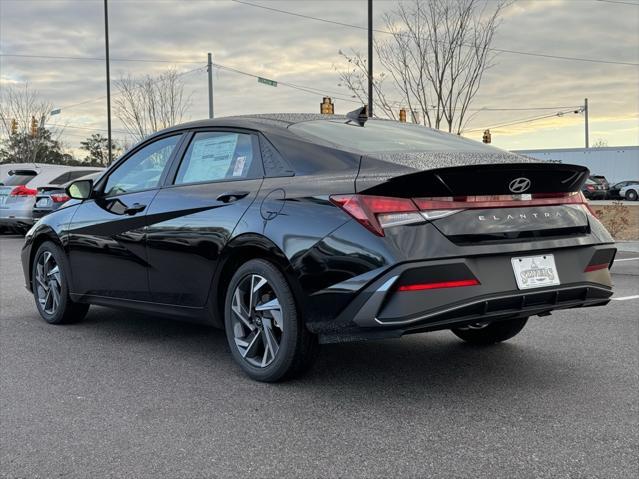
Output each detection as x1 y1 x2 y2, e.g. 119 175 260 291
614 257 639 262
611 295 639 301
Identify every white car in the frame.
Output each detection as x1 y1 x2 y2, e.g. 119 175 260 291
0 164 103 232
619 182 639 201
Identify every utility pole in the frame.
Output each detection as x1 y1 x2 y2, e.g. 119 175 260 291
584 97 589 148
104 0 113 165
207 52 214 119
367 0 373 118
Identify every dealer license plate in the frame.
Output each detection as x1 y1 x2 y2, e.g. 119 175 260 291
511 254 560 290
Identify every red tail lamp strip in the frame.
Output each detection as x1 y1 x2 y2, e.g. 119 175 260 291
414 192 587 210
397 279 480 292
584 263 609 273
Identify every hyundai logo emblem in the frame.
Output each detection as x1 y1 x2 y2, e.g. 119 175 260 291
509 177 531 193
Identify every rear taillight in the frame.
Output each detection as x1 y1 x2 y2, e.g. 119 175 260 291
50 193 70 203
330 195 422 236
331 192 592 236
10 185 37 196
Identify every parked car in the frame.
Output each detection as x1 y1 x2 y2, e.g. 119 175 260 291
33 172 103 221
609 180 639 200
619 182 639 201
0 165 102 233
589 175 610 198
21 111 616 382
582 178 607 200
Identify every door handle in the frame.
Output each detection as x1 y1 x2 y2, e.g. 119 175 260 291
123 203 146 215
216 191 250 203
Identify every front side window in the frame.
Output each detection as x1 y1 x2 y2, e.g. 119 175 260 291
104 135 181 196
175 132 259 185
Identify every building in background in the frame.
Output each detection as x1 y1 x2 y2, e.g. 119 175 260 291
514 146 639 183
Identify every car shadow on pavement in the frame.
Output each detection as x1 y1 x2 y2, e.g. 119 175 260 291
76 305 575 402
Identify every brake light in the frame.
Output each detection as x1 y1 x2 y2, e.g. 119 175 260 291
414 192 586 210
10 185 37 196
584 263 608 273
397 279 480 291
50 193 70 203
330 194 422 236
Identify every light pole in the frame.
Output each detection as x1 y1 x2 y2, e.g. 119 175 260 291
584 98 589 148
207 52 214 119
104 0 113 164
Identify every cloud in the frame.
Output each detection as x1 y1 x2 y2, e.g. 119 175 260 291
1 0 637 152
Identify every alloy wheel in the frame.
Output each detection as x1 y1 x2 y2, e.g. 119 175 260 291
35 251 62 315
230 274 284 368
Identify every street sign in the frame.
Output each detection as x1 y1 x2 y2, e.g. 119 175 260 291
50 108 61 116
258 77 277 87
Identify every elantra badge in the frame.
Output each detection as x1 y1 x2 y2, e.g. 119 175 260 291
509 177 531 193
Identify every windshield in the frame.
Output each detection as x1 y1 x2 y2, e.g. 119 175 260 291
289 119 501 154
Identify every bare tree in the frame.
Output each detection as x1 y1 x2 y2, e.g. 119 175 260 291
114 69 192 142
337 0 507 134
0 83 64 163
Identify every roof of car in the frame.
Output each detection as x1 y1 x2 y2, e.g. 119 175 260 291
151 113 355 139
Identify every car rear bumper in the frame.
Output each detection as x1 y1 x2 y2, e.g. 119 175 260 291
312 244 615 342
0 203 35 227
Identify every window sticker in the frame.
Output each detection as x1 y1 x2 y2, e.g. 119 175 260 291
183 134 238 183
232 156 247 177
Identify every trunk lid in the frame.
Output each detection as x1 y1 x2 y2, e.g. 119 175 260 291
355 156 591 243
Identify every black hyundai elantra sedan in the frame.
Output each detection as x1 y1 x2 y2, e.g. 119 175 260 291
21 110 616 381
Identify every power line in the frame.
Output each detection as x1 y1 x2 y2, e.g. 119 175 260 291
464 108 582 132
594 0 639 5
231 0 639 67
46 123 129 135
0 53 202 64
213 62 362 104
56 65 206 111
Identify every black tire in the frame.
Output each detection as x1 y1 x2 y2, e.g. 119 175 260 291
224 259 318 382
451 317 528 345
31 241 89 324
625 189 638 201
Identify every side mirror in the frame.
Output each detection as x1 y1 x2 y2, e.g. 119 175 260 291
66 179 94 200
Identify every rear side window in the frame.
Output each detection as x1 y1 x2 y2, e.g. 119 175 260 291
1 170 37 186
175 132 260 184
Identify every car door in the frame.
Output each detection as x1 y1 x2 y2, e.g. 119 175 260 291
66 133 184 301
145 129 264 306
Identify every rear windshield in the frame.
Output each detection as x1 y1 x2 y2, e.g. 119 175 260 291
0 170 38 186
289 119 501 154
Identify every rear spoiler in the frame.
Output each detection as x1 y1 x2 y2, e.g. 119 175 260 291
358 163 589 197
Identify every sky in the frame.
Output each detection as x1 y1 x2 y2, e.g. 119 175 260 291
1 0 638 157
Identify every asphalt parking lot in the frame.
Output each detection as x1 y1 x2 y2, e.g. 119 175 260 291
1 235 637 478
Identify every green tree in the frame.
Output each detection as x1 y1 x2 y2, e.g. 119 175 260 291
80 133 121 166
0 128 73 164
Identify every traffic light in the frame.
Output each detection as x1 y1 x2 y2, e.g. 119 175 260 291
482 129 491 144
10 118 18 135
30 116 38 137
399 108 407 122
320 97 334 115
